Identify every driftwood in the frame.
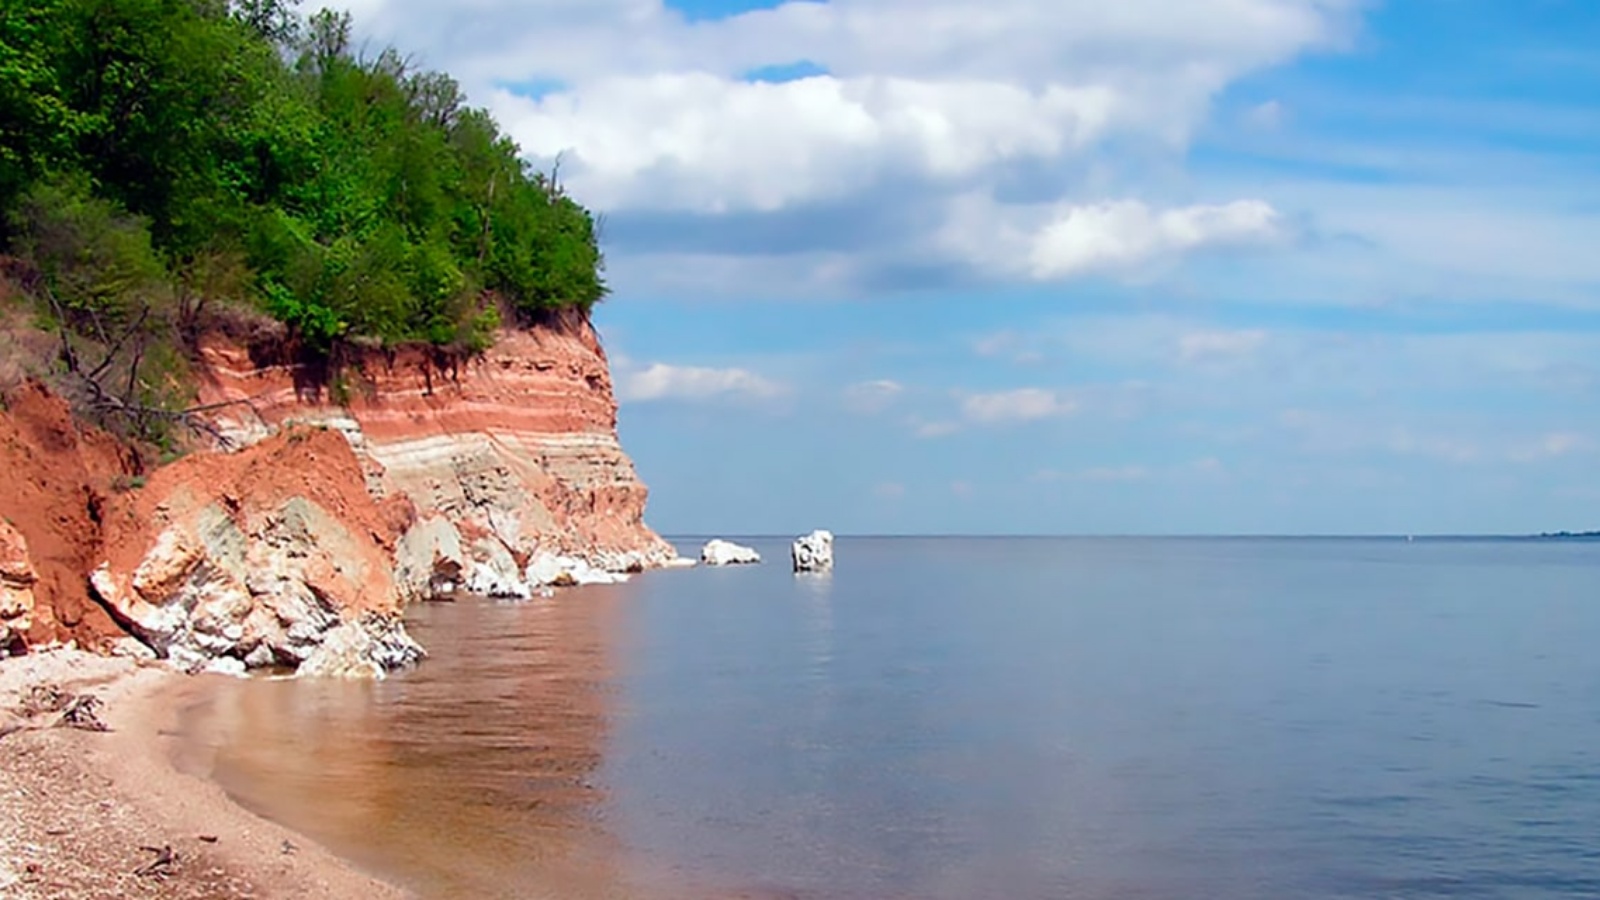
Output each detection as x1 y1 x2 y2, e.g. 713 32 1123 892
135 844 179 879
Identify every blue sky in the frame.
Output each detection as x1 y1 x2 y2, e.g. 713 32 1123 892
341 0 1600 535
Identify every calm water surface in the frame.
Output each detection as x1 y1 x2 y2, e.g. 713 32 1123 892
176 538 1600 898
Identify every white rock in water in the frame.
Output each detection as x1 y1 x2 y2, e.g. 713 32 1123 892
791 530 834 572
525 553 630 588
701 539 761 566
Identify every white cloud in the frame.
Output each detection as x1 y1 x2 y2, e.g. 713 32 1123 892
960 388 1077 424
842 379 905 414
330 0 1352 290
1028 200 1284 278
495 75 1123 213
617 362 785 403
941 196 1286 281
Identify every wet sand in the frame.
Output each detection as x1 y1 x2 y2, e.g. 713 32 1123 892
0 649 408 898
169 590 659 900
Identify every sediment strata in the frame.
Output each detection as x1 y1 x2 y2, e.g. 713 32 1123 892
191 311 676 601
0 309 671 674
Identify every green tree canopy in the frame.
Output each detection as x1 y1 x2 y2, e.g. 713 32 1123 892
0 0 605 352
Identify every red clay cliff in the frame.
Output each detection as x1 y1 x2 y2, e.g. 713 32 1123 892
0 309 675 672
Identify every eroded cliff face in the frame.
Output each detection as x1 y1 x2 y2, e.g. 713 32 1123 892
0 309 666 673
0 381 139 652
91 428 424 676
190 311 675 600
0 382 421 675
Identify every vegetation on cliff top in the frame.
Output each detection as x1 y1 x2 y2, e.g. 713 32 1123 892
1 0 604 353
0 0 606 443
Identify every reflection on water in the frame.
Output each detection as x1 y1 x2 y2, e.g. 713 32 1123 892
175 585 643 899
178 538 1600 900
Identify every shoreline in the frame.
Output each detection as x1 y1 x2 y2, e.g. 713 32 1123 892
0 649 409 898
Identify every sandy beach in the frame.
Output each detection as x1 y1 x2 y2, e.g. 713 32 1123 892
0 649 409 899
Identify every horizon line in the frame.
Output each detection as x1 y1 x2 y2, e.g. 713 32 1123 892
661 532 1598 541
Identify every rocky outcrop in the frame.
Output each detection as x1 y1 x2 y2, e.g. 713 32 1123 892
702 539 760 566
0 520 36 655
791 530 834 573
91 428 423 677
191 310 677 599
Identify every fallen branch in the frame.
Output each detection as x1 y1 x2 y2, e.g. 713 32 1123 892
135 844 179 878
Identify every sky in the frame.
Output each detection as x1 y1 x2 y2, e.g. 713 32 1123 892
335 0 1600 536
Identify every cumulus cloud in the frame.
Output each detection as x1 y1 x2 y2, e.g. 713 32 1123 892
1030 199 1284 278
941 195 1286 280
494 75 1123 213
617 362 785 402
328 0 1350 290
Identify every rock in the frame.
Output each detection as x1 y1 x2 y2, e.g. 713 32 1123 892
701 539 760 566
93 429 421 676
203 656 248 678
187 318 679 587
791 530 834 573
393 515 467 601
525 553 629 589
296 615 425 680
0 519 37 655
464 539 534 599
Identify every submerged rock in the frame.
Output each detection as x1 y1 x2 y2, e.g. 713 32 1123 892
701 539 761 566
791 530 834 573
297 615 426 679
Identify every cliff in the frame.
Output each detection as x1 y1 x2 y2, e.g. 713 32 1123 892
189 309 676 600
0 309 674 674
0 382 422 674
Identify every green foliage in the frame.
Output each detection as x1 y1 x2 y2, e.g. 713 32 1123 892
0 0 605 355
7 175 169 329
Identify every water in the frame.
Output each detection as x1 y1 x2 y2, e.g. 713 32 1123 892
175 537 1600 898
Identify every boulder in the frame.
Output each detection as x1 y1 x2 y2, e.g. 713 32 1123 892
0 519 37 655
701 539 761 566
297 615 427 679
791 530 834 573
525 553 629 589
